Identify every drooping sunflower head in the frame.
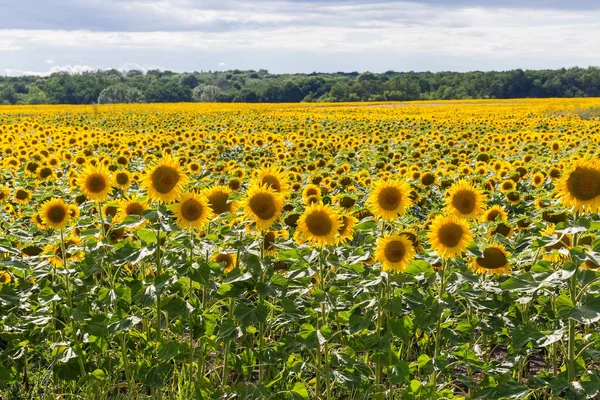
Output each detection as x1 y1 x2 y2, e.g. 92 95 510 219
202 185 237 215
43 236 84 267
556 157 600 212
427 214 473 259
541 225 571 263
367 180 413 221
445 179 486 219
141 155 188 204
77 164 113 202
471 244 511 276
214 252 237 274
39 198 71 230
296 203 341 248
337 213 358 244
375 235 416 273
253 166 290 196
263 229 289 255
172 191 213 230
242 184 284 230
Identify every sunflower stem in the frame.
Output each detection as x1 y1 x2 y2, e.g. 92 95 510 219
258 231 266 383
155 222 163 347
567 217 581 382
188 228 195 391
431 258 448 386
60 229 86 377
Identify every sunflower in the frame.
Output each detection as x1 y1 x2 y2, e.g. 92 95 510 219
32 212 49 230
263 229 289 255
114 170 132 190
77 164 113 201
471 244 511 275
202 185 238 215
481 205 508 222
296 204 341 247
532 172 545 188
367 180 413 221
172 192 213 230
39 198 71 230
43 236 84 267
0 272 11 284
13 188 32 204
117 196 148 222
427 214 473 259
141 155 188 203
375 235 416 273
541 225 571 263
214 252 237 274
337 214 358 244
0 186 10 203
242 184 284 230
302 184 322 200
499 180 516 193
253 166 290 196
556 156 600 212
445 179 486 219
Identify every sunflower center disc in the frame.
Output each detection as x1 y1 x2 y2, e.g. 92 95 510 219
566 167 600 201
439 223 463 247
378 187 401 211
384 240 406 263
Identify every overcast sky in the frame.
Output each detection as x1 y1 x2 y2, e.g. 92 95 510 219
1 0 599 76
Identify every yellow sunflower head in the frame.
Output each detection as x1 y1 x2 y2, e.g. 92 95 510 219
13 188 32 204
337 214 358 244
253 166 290 196
202 185 238 215
172 191 213 230
375 235 416 273
445 179 486 219
427 214 473 259
532 172 545 188
77 164 113 202
481 205 508 223
296 203 341 248
470 244 511 276
242 184 284 230
556 156 600 212
367 180 413 221
141 155 189 204
39 198 71 230
117 196 148 222
114 170 132 190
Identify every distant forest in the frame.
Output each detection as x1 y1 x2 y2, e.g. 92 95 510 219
2 67 600 105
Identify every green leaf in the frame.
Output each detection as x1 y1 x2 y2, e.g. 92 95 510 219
556 294 574 318
90 369 106 381
474 381 530 399
137 228 157 244
512 324 543 351
290 381 309 399
389 361 410 384
570 295 600 324
141 363 173 388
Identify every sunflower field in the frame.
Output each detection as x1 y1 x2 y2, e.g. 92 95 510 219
1 99 600 399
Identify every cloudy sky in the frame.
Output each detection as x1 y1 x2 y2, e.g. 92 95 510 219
1 0 599 76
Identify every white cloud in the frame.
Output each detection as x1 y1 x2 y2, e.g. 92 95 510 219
45 59 54 64
1 1 600 73
4 64 96 77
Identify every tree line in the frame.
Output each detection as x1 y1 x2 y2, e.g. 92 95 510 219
1 67 600 105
